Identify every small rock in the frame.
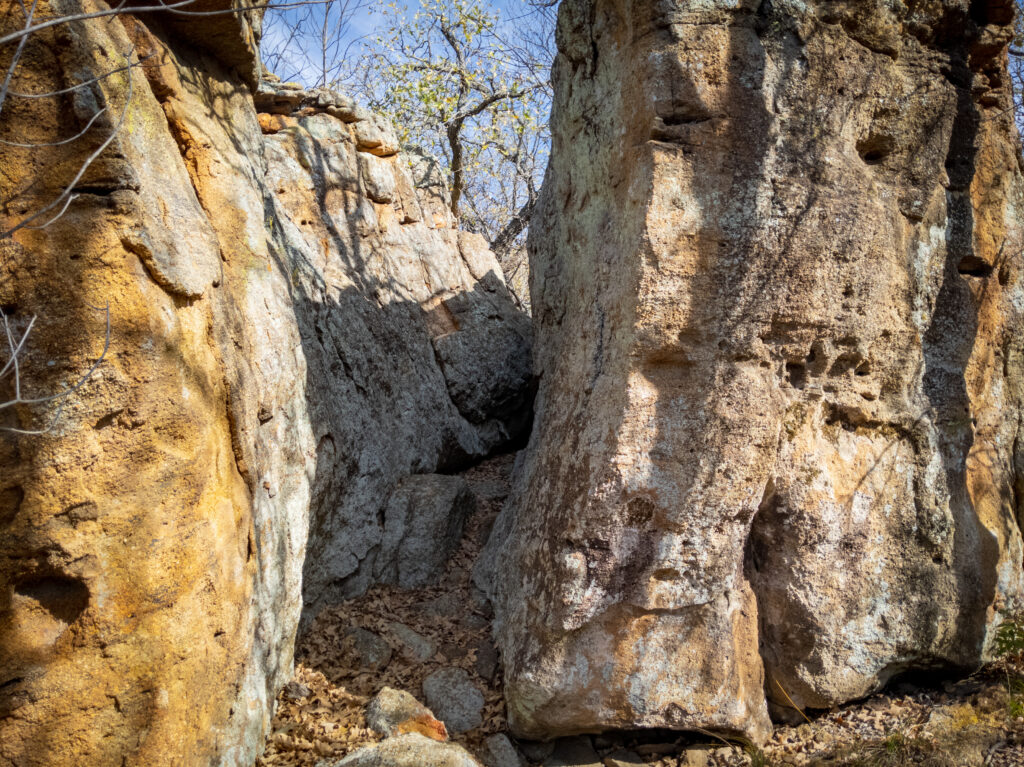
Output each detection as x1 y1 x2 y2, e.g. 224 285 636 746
282 680 311 701
602 749 642 767
388 621 437 662
356 113 400 156
258 113 297 134
543 736 601 767
680 749 710 767
254 79 305 114
483 733 527 767
343 627 392 671
366 687 448 742
358 153 397 204
517 740 555 763
707 747 734 764
423 668 485 734
418 592 462 619
332 733 481 766
473 639 499 682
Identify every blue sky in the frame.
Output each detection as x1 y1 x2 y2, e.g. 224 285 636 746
262 0 544 88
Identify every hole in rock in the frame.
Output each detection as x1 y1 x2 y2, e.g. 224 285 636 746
786 362 807 389
14 575 90 629
824 403 861 432
957 255 994 278
882 665 965 696
70 184 119 197
660 113 711 127
856 134 895 165
625 496 656 527
0 485 24 525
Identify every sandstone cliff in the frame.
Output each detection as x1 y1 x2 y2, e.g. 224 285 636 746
0 4 530 766
482 0 1024 744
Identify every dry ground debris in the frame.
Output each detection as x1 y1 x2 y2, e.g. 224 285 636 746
260 453 1024 767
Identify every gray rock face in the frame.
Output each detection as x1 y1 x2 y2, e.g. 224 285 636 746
263 109 532 614
329 734 481 767
484 0 1024 747
373 475 476 589
422 668 485 735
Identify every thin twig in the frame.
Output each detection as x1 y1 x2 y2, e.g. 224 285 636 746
2 55 134 237
776 679 813 725
0 103 108 147
0 303 111 435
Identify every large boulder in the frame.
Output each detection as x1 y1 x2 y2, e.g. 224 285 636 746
482 0 1024 744
374 475 476 589
0 3 530 767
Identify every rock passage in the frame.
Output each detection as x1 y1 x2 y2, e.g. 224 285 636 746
3 0 1024 764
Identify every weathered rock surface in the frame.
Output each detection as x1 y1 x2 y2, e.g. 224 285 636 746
388 621 438 662
0 3 530 766
343 627 394 672
328 733 482 767
483 0 1024 745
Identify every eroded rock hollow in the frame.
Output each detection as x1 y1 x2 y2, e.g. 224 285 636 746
0 3 530 765
481 0 1024 744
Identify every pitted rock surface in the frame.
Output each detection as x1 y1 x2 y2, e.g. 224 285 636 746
481 0 1024 744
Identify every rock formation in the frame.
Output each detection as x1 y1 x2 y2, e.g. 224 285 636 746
482 0 1024 744
0 3 529 766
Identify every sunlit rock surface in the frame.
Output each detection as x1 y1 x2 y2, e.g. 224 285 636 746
481 0 1024 743
0 3 529 765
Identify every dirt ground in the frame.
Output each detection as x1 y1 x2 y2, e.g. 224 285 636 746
258 453 1024 767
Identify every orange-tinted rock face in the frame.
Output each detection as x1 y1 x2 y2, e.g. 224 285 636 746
0 2 530 765
0 5 295 765
481 0 1024 744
